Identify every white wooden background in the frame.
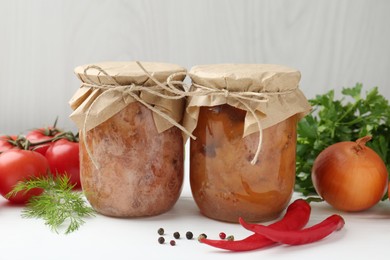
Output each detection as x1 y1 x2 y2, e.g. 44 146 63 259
1 0 389 135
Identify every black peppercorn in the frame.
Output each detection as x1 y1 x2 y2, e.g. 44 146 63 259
157 228 164 235
158 237 165 244
170 240 176 246
173 232 180 239
185 231 193 239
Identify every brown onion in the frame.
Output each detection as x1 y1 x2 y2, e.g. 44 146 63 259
312 136 388 212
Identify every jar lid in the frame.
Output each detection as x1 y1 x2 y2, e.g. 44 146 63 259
184 63 311 138
70 61 187 133
74 61 186 86
189 64 300 92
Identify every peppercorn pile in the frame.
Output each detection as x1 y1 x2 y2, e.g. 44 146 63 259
157 228 196 246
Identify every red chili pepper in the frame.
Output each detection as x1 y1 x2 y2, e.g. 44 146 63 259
200 199 311 251
240 214 345 245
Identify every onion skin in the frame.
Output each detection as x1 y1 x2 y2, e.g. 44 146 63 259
312 136 388 212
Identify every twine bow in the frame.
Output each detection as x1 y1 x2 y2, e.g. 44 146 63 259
80 62 194 169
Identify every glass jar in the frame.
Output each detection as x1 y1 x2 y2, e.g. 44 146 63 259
190 104 297 222
69 61 186 217
185 64 311 223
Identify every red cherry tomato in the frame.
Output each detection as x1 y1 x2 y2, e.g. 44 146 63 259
0 135 17 153
26 128 60 155
45 139 80 189
0 149 49 204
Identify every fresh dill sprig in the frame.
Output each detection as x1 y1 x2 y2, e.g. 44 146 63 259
7 174 95 234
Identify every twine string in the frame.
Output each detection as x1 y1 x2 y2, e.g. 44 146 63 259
80 64 195 169
190 83 293 165
79 62 293 168
237 99 264 165
192 83 268 165
82 65 195 136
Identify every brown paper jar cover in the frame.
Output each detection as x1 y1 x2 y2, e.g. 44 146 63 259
186 63 311 223
69 61 186 217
